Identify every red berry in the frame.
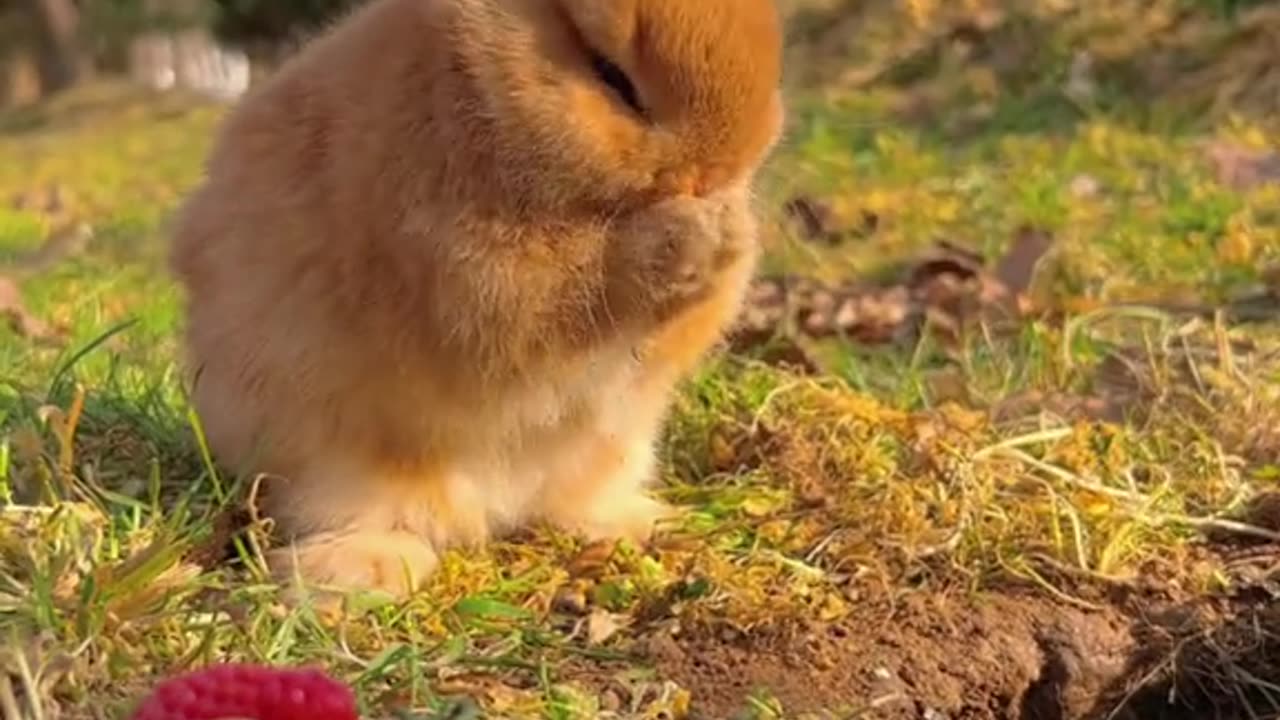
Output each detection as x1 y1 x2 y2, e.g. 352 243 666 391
131 664 358 720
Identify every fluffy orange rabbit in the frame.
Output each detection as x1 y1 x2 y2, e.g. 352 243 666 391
170 0 784 595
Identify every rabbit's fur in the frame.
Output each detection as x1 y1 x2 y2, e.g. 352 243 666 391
171 0 784 595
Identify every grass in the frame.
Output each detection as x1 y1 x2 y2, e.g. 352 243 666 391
2 10 1280 718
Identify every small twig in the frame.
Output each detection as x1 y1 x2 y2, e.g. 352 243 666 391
1027 552 1138 589
1172 516 1280 544
0 673 21 720
1104 646 1183 720
803 527 844 564
240 473 275 581
842 691 907 719
971 427 1074 459
1179 330 1208 397
904 518 969 561
1002 555 1107 611
12 647 41 720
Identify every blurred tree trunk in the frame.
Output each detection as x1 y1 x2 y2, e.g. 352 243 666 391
1 48 44 107
1 2 40 107
22 0 86 95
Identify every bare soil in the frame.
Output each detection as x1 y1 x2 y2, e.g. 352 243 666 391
638 560 1280 720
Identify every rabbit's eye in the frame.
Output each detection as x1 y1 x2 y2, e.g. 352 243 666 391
590 52 644 116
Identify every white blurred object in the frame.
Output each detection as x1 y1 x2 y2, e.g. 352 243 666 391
129 29 250 102
1064 49 1096 105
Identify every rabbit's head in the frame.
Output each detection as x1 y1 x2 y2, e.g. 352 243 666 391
444 0 784 213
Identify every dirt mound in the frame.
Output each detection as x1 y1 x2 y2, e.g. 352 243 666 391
642 575 1279 720
650 591 1135 719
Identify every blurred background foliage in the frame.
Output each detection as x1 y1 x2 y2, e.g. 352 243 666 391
1 0 1279 125
781 0 1280 130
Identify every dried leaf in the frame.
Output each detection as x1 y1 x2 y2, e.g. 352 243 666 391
909 240 986 285
783 195 838 242
925 367 973 406
1205 141 1280 192
782 195 878 245
552 582 591 616
586 608 628 645
729 229 1053 360
566 539 618 578
995 226 1055 298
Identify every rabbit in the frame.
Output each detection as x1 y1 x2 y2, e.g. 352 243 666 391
169 0 784 596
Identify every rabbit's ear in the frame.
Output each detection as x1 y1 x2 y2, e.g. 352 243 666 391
558 0 639 61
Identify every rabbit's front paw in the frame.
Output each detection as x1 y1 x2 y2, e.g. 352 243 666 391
268 529 437 598
606 195 728 323
559 492 679 546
